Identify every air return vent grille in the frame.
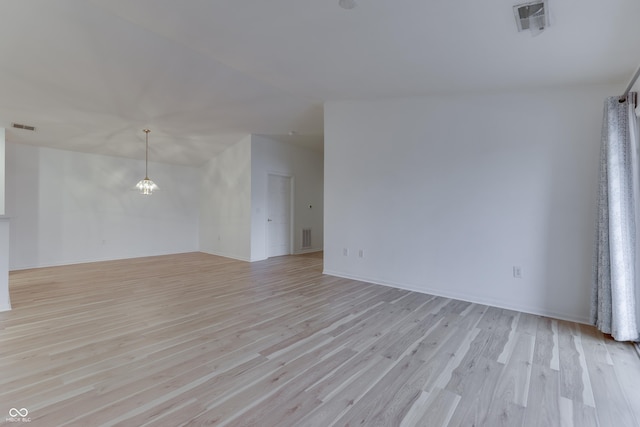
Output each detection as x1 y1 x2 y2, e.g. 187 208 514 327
302 228 312 249
514 1 549 35
12 123 36 131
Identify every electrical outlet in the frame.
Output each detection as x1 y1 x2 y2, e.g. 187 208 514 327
343 248 349 256
358 249 364 258
513 266 522 279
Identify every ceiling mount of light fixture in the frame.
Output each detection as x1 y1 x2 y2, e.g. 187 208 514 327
339 0 358 10
135 129 159 195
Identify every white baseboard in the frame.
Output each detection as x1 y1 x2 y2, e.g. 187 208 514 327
10 250 203 271
323 269 590 325
294 248 323 255
200 250 251 263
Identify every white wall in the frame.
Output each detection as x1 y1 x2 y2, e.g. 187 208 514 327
199 135 252 261
0 128 4 216
250 135 324 261
6 142 200 270
324 85 617 323
0 129 8 310
0 219 9 311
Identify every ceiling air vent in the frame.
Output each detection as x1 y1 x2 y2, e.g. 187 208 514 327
514 1 549 36
12 122 36 131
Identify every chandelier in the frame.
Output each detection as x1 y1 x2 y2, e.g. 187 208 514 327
135 129 159 195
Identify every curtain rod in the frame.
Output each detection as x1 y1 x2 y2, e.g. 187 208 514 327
619 64 640 102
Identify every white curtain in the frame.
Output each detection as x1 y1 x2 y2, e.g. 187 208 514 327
592 93 640 342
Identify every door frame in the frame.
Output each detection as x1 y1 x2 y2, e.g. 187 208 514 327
266 172 294 258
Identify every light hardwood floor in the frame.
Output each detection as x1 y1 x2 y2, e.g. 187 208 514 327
1 252 640 426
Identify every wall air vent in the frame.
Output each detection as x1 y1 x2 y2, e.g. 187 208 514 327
514 0 549 36
302 228 312 249
12 123 36 131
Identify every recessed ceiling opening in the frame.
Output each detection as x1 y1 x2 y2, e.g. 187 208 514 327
514 0 549 36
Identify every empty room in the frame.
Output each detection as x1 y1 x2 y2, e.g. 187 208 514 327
1 0 640 426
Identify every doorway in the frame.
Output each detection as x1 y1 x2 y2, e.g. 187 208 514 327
267 174 292 258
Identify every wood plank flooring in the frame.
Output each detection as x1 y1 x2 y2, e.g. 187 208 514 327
1 252 639 426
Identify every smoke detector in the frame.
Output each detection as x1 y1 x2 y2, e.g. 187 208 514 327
514 1 549 36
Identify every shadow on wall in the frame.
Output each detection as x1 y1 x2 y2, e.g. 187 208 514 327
7 143 201 270
541 123 600 324
6 143 40 270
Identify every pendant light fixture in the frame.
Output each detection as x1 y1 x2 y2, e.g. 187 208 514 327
135 129 159 195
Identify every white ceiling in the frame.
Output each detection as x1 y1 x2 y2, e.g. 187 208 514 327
0 0 638 165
